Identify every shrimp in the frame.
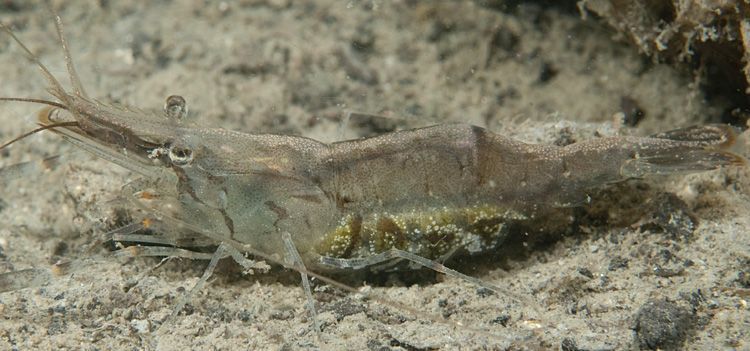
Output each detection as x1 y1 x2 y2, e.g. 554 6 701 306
0 11 746 351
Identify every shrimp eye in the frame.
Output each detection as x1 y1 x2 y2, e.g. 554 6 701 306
168 145 193 165
164 95 188 120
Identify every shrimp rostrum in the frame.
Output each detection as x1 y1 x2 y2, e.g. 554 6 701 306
0 16 745 316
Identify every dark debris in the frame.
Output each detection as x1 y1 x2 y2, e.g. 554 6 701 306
634 299 695 350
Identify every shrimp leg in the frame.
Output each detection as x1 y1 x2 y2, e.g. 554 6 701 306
283 232 323 339
319 248 536 309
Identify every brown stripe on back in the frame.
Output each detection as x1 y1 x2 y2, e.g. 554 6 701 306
291 193 323 204
469 126 492 187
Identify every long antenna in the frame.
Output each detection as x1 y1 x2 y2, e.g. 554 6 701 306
0 121 79 150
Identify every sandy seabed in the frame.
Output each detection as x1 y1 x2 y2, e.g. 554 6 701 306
0 1 748 350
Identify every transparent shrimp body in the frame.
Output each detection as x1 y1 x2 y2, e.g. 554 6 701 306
46 97 740 271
